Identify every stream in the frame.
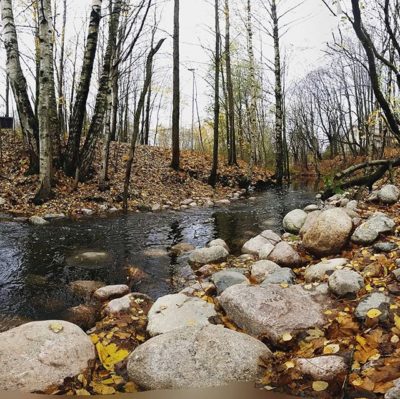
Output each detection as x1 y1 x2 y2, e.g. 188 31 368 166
0 183 317 331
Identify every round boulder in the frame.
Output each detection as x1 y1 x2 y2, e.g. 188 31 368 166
188 246 229 266
283 209 307 235
127 325 272 390
328 270 364 297
303 209 353 257
378 184 400 204
0 320 95 392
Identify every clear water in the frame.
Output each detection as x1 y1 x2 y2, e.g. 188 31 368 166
0 184 316 328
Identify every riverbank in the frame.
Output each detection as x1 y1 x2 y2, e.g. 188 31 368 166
0 135 273 219
1 180 400 397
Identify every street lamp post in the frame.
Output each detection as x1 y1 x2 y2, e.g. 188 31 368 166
188 68 196 151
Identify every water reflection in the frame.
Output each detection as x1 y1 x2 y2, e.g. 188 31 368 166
0 184 315 324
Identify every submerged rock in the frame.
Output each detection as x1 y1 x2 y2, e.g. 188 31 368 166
303 208 353 257
147 294 217 336
127 325 272 390
29 216 49 225
170 243 195 255
61 305 98 331
0 320 95 392
219 284 326 344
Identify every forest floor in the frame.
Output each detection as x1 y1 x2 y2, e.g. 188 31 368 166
0 133 272 218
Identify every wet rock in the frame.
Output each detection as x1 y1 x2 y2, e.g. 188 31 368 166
142 247 169 257
219 284 326 344
304 258 348 282
328 270 364 297
303 209 353 257
352 212 395 245
216 199 231 206
81 208 94 216
251 260 281 283
127 325 272 390
74 251 111 264
208 239 230 253
147 294 217 336
61 305 98 331
170 243 195 255
297 356 347 381
355 293 391 321
196 264 217 278
300 211 322 237
25 274 48 286
68 280 106 300
378 184 400 204
188 246 229 266
93 285 130 302
126 266 149 285
0 320 95 392
283 209 307 234
373 241 398 253
267 241 302 268
43 213 66 220
0 314 31 333
260 268 296 286
259 243 275 260
210 270 249 295
29 216 49 225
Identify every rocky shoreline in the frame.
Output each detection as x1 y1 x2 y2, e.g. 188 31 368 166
1 183 400 397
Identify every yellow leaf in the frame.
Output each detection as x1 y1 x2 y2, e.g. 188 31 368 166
285 361 295 369
365 284 373 292
391 335 400 344
280 283 289 288
312 381 329 391
324 344 340 354
366 309 382 319
124 382 137 393
90 334 99 345
90 382 116 395
75 389 91 396
49 322 63 333
282 333 293 342
395 314 400 330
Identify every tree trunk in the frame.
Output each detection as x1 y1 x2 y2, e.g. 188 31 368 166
209 0 221 187
79 0 123 181
64 0 103 177
35 0 59 203
171 0 180 170
271 0 284 185
225 0 236 165
1 0 39 173
123 39 165 211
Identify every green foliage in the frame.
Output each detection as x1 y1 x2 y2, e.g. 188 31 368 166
323 175 344 195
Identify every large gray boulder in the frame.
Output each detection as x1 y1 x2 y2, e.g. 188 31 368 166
210 270 249 295
268 241 302 268
219 285 326 344
147 294 217 336
303 209 353 257
127 325 272 390
351 213 395 245
304 258 348 282
300 211 322 237
251 260 281 283
0 321 95 392
208 239 230 253
378 184 400 204
328 270 364 297
283 209 307 234
188 246 229 266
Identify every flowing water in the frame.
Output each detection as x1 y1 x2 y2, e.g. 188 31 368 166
0 184 317 330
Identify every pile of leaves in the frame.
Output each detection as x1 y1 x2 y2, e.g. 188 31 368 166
0 132 272 218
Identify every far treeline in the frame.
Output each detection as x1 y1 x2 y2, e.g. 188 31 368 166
0 0 400 206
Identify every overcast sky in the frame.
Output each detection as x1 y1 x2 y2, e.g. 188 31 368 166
0 0 341 127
